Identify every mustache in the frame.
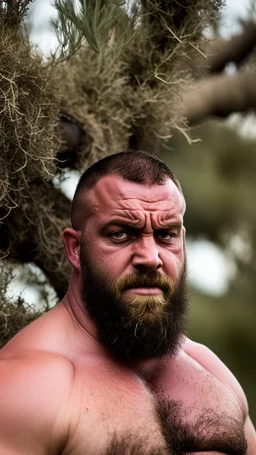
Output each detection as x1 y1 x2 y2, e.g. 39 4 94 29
114 272 175 295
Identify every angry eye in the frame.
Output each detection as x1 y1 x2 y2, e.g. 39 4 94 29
155 231 177 243
109 231 131 243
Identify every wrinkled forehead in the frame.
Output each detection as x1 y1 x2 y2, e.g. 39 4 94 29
87 174 186 214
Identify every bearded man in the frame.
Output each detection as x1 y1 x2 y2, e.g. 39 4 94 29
0 150 255 454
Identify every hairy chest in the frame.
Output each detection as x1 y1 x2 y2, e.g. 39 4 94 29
62 360 247 455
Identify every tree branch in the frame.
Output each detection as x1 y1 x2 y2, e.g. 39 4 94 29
206 21 256 73
181 71 256 124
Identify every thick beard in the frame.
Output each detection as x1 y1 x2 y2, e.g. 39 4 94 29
80 246 189 362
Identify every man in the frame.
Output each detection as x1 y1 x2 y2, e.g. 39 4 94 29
0 150 255 454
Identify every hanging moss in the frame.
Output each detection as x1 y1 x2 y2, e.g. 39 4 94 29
0 18 63 217
0 267 43 347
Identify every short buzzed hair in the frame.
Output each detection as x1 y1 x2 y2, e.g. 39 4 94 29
71 150 183 229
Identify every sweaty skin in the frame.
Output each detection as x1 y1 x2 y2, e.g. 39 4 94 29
0 175 255 455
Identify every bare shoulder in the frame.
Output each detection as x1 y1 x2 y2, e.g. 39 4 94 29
183 337 248 415
183 338 256 453
0 350 74 454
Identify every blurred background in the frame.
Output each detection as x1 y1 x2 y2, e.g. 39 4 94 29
3 0 256 422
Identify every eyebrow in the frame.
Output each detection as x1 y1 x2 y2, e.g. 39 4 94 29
99 219 182 233
157 222 182 230
99 219 141 232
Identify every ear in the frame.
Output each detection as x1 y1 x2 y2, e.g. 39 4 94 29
62 228 81 271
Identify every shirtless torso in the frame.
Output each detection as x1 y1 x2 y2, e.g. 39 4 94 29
1 159 255 454
0 301 254 455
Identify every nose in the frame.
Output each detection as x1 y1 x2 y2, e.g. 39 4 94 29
131 235 163 272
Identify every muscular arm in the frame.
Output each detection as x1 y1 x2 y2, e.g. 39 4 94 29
184 338 256 454
0 352 73 454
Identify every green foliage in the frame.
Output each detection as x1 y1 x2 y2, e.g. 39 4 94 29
52 0 139 58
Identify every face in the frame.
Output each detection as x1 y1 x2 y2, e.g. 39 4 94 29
79 174 188 361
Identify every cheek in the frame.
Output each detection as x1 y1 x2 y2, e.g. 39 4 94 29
161 249 184 279
97 238 132 264
103 251 129 272
89 243 129 275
